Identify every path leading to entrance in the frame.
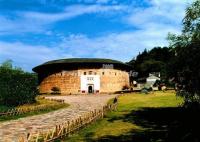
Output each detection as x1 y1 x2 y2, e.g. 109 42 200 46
0 94 116 142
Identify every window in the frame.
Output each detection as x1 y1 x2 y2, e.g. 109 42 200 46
94 72 97 75
87 77 94 81
102 72 105 75
84 72 87 75
89 71 92 75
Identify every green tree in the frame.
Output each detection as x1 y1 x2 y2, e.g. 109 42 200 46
0 60 38 106
128 47 174 79
183 0 200 41
1 59 13 69
167 0 200 105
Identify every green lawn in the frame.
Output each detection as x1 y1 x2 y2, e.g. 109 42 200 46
61 91 196 142
0 96 69 122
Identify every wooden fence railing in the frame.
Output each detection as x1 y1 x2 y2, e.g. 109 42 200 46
18 102 118 142
0 99 65 117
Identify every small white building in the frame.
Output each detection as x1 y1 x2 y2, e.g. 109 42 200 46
146 74 160 88
146 75 160 83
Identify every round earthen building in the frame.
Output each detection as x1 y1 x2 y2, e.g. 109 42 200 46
33 58 132 95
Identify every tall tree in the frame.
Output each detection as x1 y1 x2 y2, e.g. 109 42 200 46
0 60 38 106
128 47 174 79
167 0 200 105
183 0 200 41
1 59 13 69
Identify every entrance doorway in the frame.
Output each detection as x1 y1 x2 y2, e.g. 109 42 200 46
88 85 94 93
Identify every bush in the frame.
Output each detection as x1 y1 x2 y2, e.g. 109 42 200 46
122 85 129 90
141 88 149 94
0 64 38 106
51 87 61 94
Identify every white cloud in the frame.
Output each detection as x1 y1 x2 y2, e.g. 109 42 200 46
0 0 195 71
127 0 193 31
23 4 126 22
59 28 171 61
0 16 46 34
0 27 172 71
96 0 110 4
0 41 73 71
123 0 194 53
152 0 192 5
0 4 126 35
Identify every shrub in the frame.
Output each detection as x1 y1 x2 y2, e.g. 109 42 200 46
0 63 38 106
51 87 61 94
141 88 149 94
122 85 129 90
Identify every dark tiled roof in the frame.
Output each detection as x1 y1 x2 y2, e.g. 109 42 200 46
32 58 132 72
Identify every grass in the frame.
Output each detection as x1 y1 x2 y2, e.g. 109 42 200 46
60 91 200 142
0 96 69 122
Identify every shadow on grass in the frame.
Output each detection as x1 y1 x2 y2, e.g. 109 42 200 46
92 107 200 142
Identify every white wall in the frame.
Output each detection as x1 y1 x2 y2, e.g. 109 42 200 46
80 75 100 93
147 78 158 82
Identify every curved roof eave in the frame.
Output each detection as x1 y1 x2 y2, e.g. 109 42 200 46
32 58 133 73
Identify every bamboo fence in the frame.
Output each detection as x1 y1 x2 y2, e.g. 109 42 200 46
18 102 118 142
0 99 65 117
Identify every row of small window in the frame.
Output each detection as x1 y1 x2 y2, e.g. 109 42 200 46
52 71 122 76
83 71 119 76
87 77 94 81
84 71 97 75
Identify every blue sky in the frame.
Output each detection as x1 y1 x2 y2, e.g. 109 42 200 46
0 0 193 71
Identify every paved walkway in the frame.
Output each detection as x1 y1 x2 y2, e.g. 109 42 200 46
0 94 116 142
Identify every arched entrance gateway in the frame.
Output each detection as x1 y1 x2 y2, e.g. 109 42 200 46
32 58 132 95
88 85 94 93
